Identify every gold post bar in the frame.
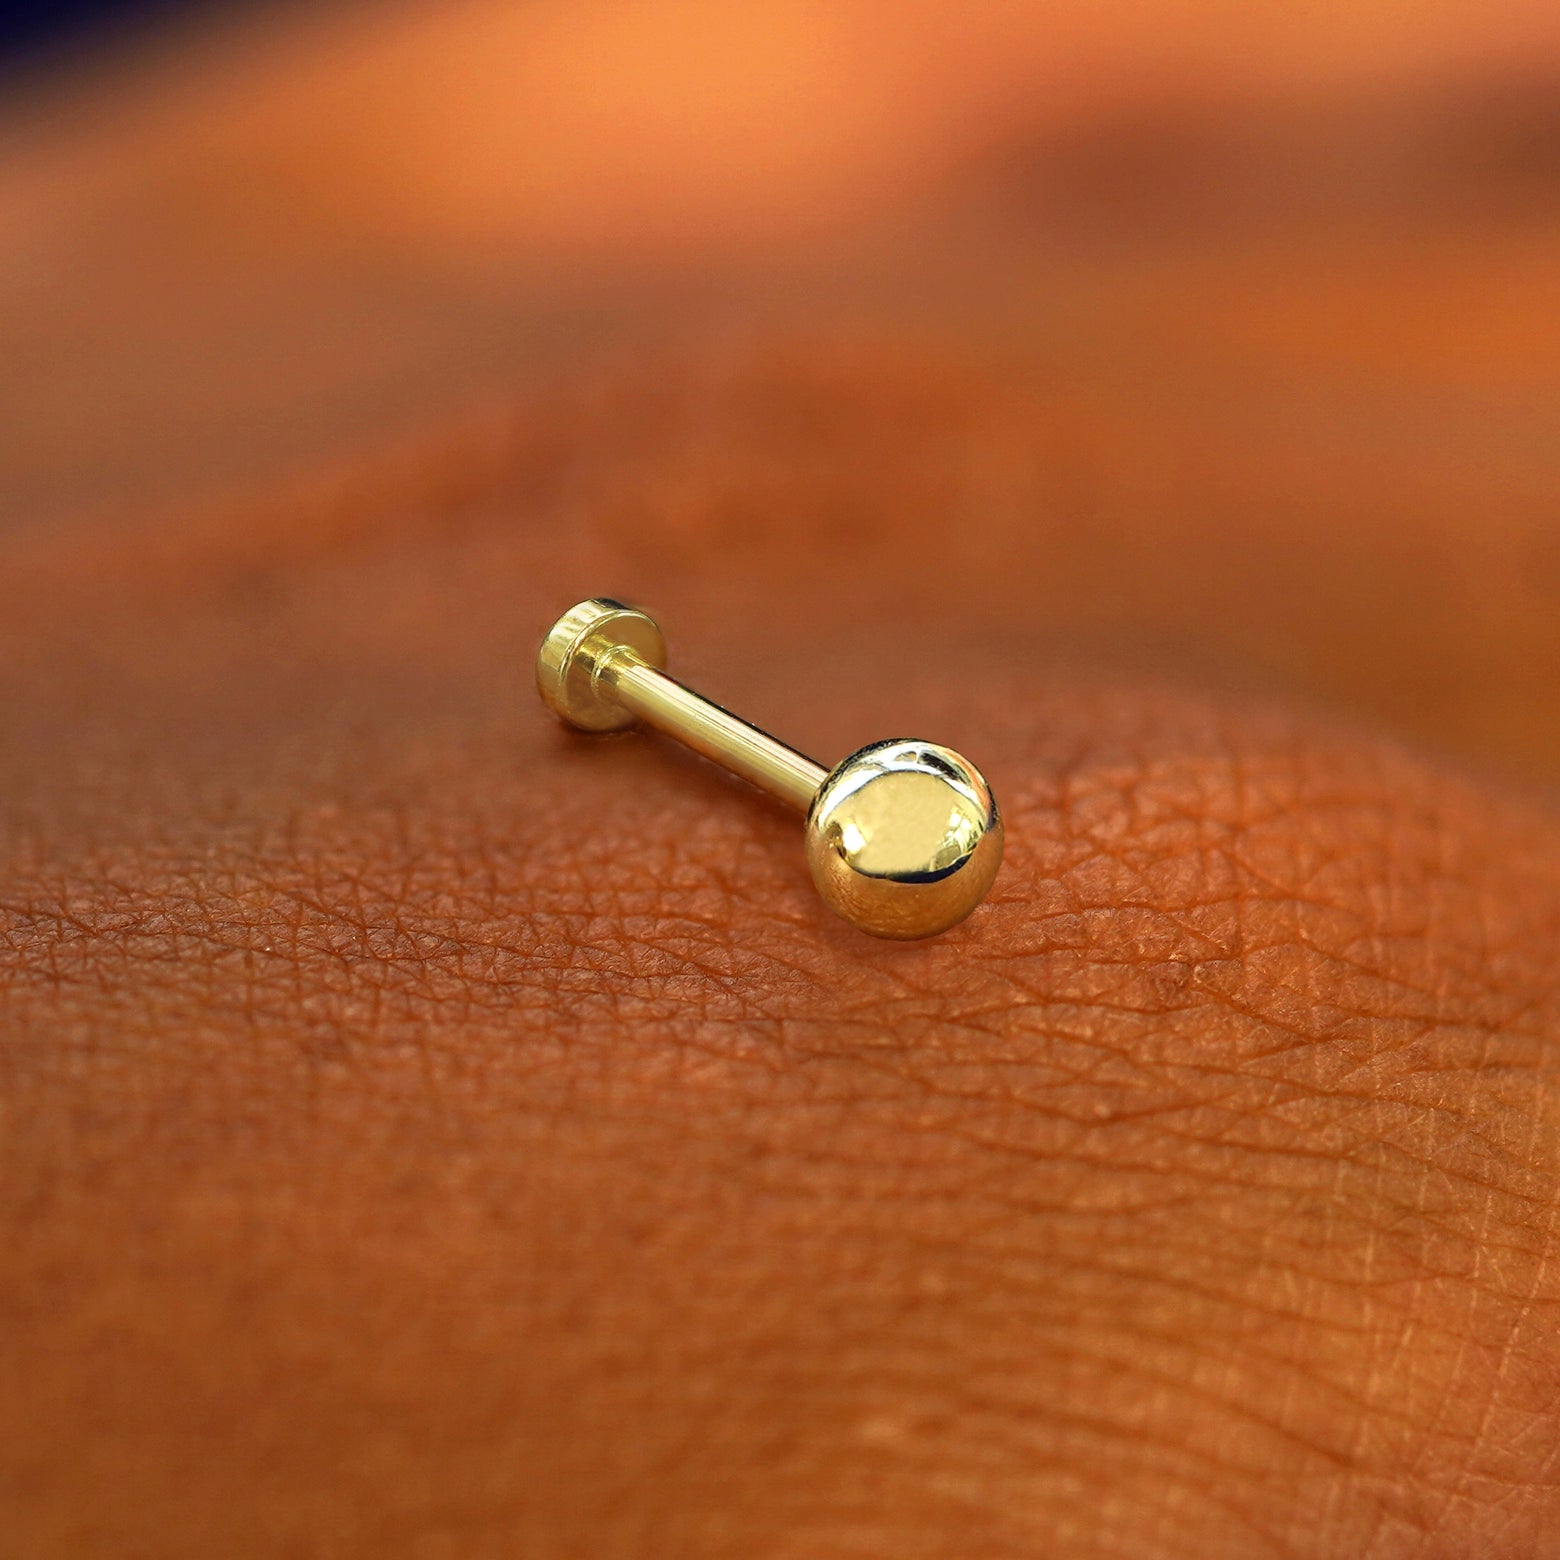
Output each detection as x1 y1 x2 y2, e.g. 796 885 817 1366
599 650 826 813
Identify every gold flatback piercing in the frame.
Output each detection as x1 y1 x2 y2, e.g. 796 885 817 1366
536 598 1003 939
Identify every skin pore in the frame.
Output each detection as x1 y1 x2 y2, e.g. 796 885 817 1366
2 4 1559 1555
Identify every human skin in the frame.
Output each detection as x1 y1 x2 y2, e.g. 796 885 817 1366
3 5 1560 1557
3 349 1559 1558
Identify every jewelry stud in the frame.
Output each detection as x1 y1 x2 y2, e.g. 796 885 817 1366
536 598 1003 940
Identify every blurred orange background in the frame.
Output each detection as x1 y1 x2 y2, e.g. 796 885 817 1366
3 0 1559 772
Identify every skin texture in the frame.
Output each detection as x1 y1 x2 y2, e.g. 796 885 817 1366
3 4 1560 1556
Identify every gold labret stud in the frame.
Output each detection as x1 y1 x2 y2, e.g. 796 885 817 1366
536 598 1003 939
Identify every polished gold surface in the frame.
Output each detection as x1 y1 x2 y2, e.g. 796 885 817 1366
601 653 826 812
535 599 1002 938
805 740 1003 939
536 598 667 731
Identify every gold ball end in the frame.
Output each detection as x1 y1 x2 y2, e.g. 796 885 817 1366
536 598 666 732
805 740 1003 939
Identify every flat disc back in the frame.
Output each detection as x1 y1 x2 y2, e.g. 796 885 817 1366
535 598 668 731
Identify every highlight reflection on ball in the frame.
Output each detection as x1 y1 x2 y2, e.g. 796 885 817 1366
805 740 1003 939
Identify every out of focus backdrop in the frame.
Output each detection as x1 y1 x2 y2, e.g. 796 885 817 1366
2 0 1558 778
0 0 193 62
